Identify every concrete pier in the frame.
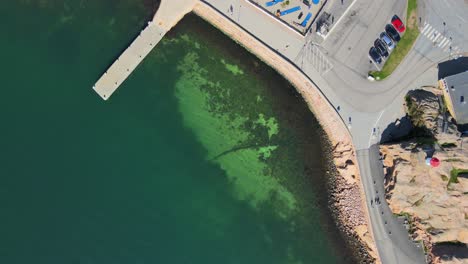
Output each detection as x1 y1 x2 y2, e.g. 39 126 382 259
93 0 197 100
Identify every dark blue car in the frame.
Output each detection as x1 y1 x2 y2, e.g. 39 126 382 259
369 47 382 64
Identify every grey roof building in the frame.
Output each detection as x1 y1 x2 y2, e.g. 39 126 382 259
441 71 468 125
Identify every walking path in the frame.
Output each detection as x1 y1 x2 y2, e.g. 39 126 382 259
93 0 197 100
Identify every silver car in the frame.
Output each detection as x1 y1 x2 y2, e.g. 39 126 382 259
380 32 395 51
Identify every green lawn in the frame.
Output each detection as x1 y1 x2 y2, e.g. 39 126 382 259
448 168 468 185
370 0 419 80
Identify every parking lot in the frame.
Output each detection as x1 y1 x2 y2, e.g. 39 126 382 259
249 0 326 34
368 17 406 72
320 0 407 77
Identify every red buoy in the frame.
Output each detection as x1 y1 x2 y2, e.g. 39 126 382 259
430 157 440 167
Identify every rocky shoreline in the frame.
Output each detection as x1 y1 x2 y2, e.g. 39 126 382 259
322 137 378 264
192 2 379 263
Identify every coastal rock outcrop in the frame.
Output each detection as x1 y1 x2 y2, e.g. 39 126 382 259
382 89 468 263
328 141 379 263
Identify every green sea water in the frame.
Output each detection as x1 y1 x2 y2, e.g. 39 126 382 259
0 1 356 263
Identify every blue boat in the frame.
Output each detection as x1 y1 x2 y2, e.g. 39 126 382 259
280 6 301 16
300 12 312 27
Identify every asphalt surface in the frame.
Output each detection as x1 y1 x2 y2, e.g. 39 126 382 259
357 146 427 264
201 0 467 263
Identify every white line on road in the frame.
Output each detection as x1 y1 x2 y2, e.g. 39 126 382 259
367 110 384 148
426 28 436 38
369 56 381 71
456 14 466 23
442 0 450 8
433 32 442 42
421 24 430 34
438 37 449 48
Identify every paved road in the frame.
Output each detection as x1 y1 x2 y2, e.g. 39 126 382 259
418 0 468 62
200 0 468 263
357 146 427 264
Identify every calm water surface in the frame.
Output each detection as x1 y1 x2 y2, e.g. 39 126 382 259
0 1 356 263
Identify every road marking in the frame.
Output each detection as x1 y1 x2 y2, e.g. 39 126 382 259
304 44 333 75
433 32 442 42
426 28 436 38
438 37 449 48
369 55 381 71
440 41 450 49
421 24 430 34
367 110 385 148
437 37 446 47
442 0 450 8
456 14 466 23
429 31 439 41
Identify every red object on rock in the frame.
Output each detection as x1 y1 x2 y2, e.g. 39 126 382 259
430 157 440 167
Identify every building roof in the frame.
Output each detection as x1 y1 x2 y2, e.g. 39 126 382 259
445 71 468 125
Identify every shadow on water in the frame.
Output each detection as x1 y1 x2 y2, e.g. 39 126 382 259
438 56 468 80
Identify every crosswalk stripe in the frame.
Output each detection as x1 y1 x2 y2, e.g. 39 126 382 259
438 38 449 48
421 24 430 34
440 41 449 49
437 37 446 46
433 33 442 42
426 28 436 38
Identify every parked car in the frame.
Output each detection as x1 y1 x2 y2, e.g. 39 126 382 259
385 24 401 42
369 47 382 64
380 32 395 50
374 39 389 57
391 15 406 33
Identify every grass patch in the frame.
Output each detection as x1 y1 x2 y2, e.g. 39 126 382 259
441 142 457 148
448 168 468 185
414 137 436 147
444 158 462 162
369 0 419 80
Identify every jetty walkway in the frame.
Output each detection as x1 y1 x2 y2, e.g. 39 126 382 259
93 0 197 100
